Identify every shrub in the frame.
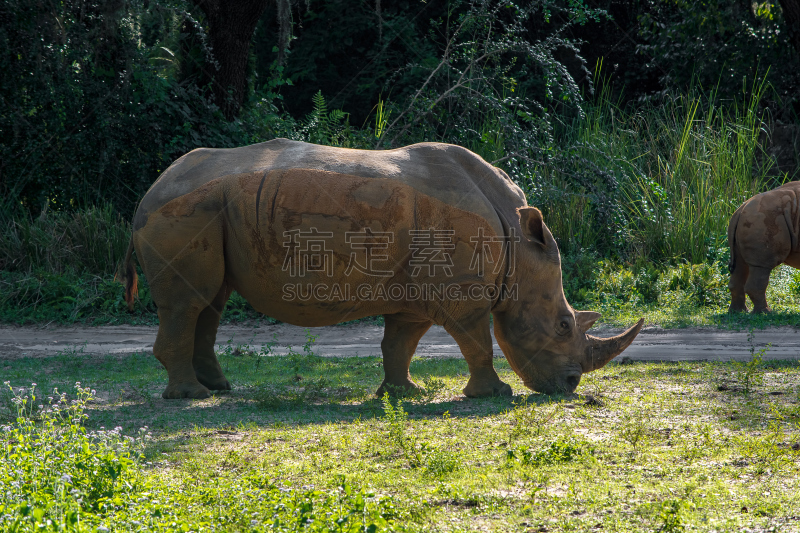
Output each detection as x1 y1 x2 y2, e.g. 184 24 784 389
0 383 143 529
0 382 408 532
664 262 728 307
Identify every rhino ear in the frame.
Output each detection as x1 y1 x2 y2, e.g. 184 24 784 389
576 311 601 331
517 207 553 247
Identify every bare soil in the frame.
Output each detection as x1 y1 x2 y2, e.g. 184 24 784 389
2 323 800 361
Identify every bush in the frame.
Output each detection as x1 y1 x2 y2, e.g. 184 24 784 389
664 262 728 308
638 0 800 113
0 383 143 529
0 382 408 532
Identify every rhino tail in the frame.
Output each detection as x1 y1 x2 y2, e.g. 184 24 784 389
117 237 138 311
727 207 742 274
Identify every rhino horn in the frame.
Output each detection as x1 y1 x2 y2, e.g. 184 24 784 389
585 318 644 371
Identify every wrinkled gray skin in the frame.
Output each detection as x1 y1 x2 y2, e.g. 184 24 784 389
729 181 800 314
122 139 643 399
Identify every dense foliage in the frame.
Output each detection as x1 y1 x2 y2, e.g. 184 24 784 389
1 0 799 321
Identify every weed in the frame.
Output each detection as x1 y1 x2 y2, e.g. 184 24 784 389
261 332 280 356
506 397 558 443
255 332 280 371
618 412 651 456
0 381 145 529
424 448 460 478
418 376 447 404
381 393 417 463
303 328 318 356
731 328 768 393
381 393 454 472
506 436 594 467
0 380 406 531
3 354 800 531
664 262 728 307
652 499 688 533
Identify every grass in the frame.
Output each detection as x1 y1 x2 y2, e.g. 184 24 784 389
536 77 783 264
566 261 800 329
2 342 800 532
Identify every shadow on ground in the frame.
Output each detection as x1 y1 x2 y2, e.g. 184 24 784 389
1 350 581 433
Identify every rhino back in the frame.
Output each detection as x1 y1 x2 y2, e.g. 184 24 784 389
133 139 525 232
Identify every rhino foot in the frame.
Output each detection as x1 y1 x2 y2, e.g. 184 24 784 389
376 379 422 398
751 306 772 314
162 381 212 399
463 377 512 398
196 374 232 392
727 304 748 314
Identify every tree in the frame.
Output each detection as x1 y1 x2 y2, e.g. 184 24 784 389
188 0 271 120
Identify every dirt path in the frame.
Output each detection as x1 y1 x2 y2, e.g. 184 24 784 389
2 323 800 362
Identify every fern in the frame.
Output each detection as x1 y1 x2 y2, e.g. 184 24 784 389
302 90 350 145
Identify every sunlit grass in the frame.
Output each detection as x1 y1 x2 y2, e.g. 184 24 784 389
2 345 799 532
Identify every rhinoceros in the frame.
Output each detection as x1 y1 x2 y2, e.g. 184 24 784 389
728 181 800 313
121 139 643 399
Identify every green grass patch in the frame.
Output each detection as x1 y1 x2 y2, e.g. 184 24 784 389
5 259 800 328
2 344 800 531
565 260 800 329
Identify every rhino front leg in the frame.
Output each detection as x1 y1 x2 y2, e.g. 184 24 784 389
193 284 233 392
745 266 773 314
376 315 433 397
445 312 512 398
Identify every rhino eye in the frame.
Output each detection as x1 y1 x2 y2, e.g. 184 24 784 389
556 317 572 336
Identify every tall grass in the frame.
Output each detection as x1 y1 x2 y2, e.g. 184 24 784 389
0 204 130 276
535 78 779 263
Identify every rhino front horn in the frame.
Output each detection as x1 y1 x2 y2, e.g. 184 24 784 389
585 318 644 371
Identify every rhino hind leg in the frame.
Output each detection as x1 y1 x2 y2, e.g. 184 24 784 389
192 283 233 392
154 303 212 399
139 219 226 399
744 266 773 314
728 248 749 313
376 315 433 397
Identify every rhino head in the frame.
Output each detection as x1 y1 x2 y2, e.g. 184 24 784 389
493 207 643 395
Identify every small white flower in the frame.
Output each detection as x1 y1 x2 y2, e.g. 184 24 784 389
60 474 72 484
97 526 109 532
